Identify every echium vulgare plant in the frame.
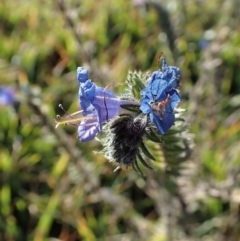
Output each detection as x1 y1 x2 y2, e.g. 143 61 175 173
56 57 193 173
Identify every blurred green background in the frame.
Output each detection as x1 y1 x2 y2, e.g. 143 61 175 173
0 0 240 240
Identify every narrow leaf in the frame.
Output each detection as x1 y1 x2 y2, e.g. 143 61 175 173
140 142 156 161
137 153 153 170
146 128 164 143
132 160 144 175
120 104 140 112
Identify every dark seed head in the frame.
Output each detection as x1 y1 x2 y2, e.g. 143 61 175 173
110 114 148 166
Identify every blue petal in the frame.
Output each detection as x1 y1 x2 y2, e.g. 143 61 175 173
150 79 165 97
167 89 181 111
153 81 169 100
161 58 180 88
82 80 96 102
79 97 92 113
93 101 120 132
163 67 180 89
77 67 89 84
140 93 152 114
142 79 169 101
95 87 117 99
140 101 151 114
148 70 163 86
150 111 175 134
93 97 121 124
79 86 95 114
79 80 96 112
78 118 99 142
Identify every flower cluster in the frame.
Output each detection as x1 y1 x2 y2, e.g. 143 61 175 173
56 57 185 172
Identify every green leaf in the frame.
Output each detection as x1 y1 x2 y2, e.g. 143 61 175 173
140 142 156 161
137 153 154 170
120 104 141 112
132 159 144 175
145 128 164 143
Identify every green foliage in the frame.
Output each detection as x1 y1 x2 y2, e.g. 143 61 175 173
0 0 240 241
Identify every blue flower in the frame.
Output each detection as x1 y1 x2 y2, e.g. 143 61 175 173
0 86 15 106
140 58 181 134
77 68 131 142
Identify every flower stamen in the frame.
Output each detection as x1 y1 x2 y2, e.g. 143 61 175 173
55 115 94 128
55 104 95 128
157 52 163 67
